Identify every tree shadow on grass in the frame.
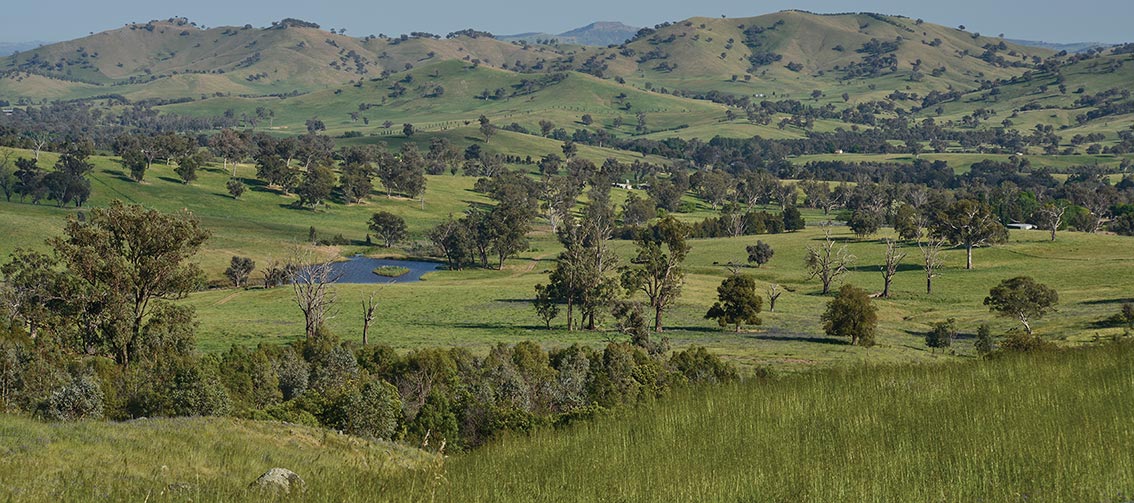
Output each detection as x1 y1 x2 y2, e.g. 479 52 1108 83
847 263 922 273
158 176 183 185
742 329 849 345
1080 298 1134 306
452 322 549 331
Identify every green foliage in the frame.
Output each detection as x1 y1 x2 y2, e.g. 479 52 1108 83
340 379 402 440
984 276 1059 335
745 240 774 267
532 283 560 329
40 373 104 421
668 346 739 384
622 215 691 332
705 275 763 332
224 256 255 288
42 201 209 366
933 199 1007 269
847 209 881 238
296 164 336 209
926 318 956 351
821 284 878 346
974 323 994 356
225 178 245 199
781 206 805 231
373 266 411 277
370 211 408 247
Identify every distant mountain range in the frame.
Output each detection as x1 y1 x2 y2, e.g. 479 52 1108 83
0 41 51 56
500 21 640 46
1008 39 1111 54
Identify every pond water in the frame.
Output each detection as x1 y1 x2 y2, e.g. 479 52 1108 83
328 257 443 284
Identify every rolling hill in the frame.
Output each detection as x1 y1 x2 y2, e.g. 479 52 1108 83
2 11 1132 144
564 11 1052 99
0 17 557 99
501 21 640 46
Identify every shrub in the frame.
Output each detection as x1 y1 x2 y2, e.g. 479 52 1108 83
669 347 738 384
41 373 104 421
340 379 402 440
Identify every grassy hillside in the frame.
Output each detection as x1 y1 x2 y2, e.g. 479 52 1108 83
425 343 1134 502
579 11 1049 100
3 343 1130 501
158 59 728 138
0 18 554 100
6 11 1132 141
0 415 434 502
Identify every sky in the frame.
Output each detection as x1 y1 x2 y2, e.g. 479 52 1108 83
3 0 1130 44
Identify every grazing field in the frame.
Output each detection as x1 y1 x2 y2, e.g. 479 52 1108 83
3 147 1133 369
2 343 1130 502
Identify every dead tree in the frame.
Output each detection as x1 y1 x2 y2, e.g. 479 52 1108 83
362 292 378 345
805 225 855 294
766 284 784 312
918 238 946 295
880 239 907 298
290 249 343 339
1035 201 1067 242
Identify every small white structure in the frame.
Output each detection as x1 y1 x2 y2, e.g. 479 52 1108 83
613 179 637 190
1007 223 1036 230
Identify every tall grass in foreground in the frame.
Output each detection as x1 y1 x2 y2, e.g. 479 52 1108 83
2 344 1132 502
422 344 1134 502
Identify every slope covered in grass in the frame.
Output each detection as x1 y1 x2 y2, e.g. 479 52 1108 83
0 415 434 502
426 343 1134 502
3 344 1130 501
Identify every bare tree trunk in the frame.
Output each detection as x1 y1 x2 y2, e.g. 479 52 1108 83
362 294 377 345
565 300 574 331
966 244 974 270
654 305 664 333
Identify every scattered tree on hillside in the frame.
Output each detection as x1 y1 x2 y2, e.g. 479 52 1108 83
975 323 995 356
821 284 878 347
918 237 945 295
782 206 806 231
746 240 774 267
49 201 209 366
295 164 336 209
225 256 256 288
369 211 407 248
1034 200 1068 242
174 151 205 184
532 283 560 329
226 178 246 199
766 283 784 312
933 199 1006 270
361 293 377 345
984 276 1058 336
622 215 691 332
208 128 249 176
925 318 956 352
478 115 497 143
705 274 763 332
848 209 881 239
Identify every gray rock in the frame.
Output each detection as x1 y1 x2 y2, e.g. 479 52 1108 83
251 467 305 493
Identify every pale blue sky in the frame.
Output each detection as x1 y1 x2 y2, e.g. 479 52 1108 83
6 0 1129 44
